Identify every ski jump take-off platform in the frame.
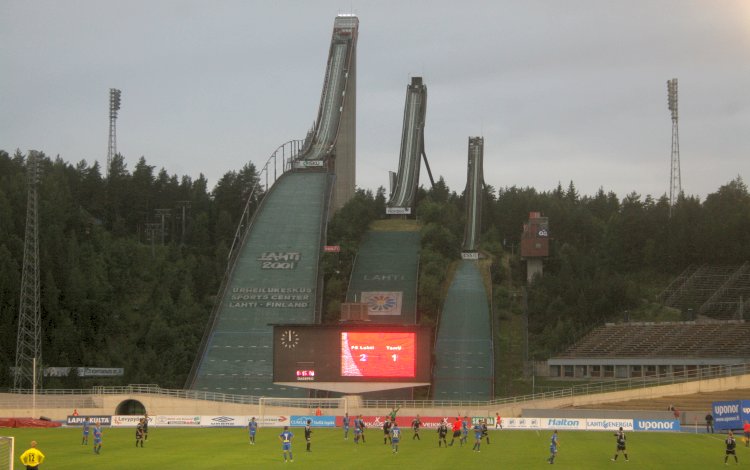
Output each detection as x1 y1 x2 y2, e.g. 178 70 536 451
187 15 358 397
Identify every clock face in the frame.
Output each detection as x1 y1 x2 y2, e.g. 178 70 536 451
280 329 300 349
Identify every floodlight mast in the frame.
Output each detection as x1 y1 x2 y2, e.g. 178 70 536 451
667 78 681 217
107 88 122 177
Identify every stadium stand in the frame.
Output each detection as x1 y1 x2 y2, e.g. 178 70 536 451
547 321 750 379
660 264 750 319
571 388 750 412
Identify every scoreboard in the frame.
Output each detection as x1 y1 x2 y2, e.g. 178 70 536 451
272 324 432 390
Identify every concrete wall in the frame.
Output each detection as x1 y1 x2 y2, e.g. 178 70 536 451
2 373 748 422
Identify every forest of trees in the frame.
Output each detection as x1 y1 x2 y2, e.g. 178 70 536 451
1 149 748 390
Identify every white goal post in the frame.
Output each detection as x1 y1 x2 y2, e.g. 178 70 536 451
259 397 347 426
0 436 14 470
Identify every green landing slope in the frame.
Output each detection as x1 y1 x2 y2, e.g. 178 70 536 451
433 260 494 400
190 171 330 396
346 229 420 324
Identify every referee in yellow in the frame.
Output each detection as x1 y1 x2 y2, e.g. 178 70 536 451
19 440 45 469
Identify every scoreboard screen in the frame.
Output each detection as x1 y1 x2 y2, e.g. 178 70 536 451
273 325 431 383
340 331 415 377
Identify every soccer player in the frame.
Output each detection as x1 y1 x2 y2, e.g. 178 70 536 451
353 420 363 444
135 418 145 447
437 419 448 448
143 413 149 441
611 427 628 462
93 422 103 454
449 417 461 446
304 419 313 452
460 417 469 447
725 431 739 464
481 419 490 444
279 426 294 463
496 412 503 429
343 413 350 440
248 417 258 444
548 430 559 464
744 420 750 447
471 421 483 452
383 417 392 444
411 414 422 440
81 417 90 445
19 440 45 469
357 415 366 443
391 422 401 454
389 405 401 422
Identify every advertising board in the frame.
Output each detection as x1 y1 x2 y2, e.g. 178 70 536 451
66 415 112 426
200 416 247 427
290 416 336 427
633 419 681 432
155 415 201 427
585 419 633 431
503 417 541 430
712 400 750 430
540 418 587 430
111 415 154 428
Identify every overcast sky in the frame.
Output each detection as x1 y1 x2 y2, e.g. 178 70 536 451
2 1 748 200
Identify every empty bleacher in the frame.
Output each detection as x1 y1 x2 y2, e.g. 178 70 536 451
572 388 750 412
557 321 750 359
660 263 750 319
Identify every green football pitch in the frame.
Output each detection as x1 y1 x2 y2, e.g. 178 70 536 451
2 427 747 469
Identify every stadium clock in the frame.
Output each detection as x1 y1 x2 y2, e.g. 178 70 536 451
280 329 300 348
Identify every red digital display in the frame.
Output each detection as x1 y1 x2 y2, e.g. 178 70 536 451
340 332 415 377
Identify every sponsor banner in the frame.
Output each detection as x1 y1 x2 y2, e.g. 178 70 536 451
335 416 446 429
586 419 633 432
386 207 412 215
294 160 324 168
461 252 479 260
111 415 154 427
471 417 496 426
361 291 403 316
45 367 124 377
503 417 542 430
633 419 680 432
66 415 112 426
258 416 289 428
541 418 587 431
712 400 750 430
155 415 201 427
200 416 247 428
290 416 336 427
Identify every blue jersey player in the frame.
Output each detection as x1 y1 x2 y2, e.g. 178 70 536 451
343 413 350 440
471 422 483 452
248 417 258 444
548 430 559 464
93 422 103 454
390 423 401 454
279 426 294 462
460 417 469 446
81 417 90 445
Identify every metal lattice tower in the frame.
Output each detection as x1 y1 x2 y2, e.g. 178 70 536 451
667 78 681 216
107 88 122 177
14 151 42 390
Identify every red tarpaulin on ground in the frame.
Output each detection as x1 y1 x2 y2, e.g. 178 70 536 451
0 418 61 428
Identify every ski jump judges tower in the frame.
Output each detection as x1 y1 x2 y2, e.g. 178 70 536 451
187 15 358 396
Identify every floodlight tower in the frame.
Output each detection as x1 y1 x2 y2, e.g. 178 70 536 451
667 78 681 217
107 88 122 176
14 151 42 390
